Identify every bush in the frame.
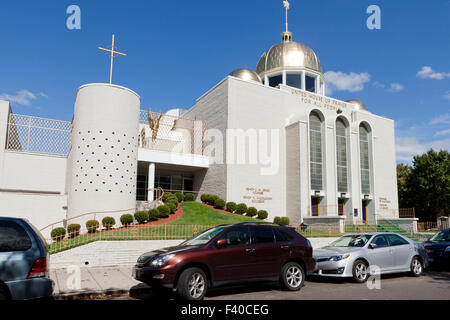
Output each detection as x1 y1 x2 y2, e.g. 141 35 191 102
257 210 268 220
157 205 170 218
86 220 100 233
280 217 290 226
165 195 178 205
102 217 116 230
226 202 237 212
200 194 209 203
246 207 258 217
273 217 282 224
67 224 81 238
208 195 220 206
51 227 66 241
148 209 159 221
167 201 177 214
120 214 134 227
174 192 184 202
162 192 173 203
184 193 195 201
134 211 149 224
236 203 248 214
214 198 226 209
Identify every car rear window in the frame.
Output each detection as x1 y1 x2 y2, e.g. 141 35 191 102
0 220 33 252
387 234 409 246
253 227 275 244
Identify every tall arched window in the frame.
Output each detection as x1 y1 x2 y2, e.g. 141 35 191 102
359 123 371 194
336 118 348 193
309 112 323 191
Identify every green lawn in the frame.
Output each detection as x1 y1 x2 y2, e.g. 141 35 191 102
169 202 256 225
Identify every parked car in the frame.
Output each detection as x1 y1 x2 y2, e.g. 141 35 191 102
423 228 450 269
0 217 54 300
313 233 429 283
132 222 315 300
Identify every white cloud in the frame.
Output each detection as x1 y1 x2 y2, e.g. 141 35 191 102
0 89 39 106
435 129 450 137
396 136 450 162
417 66 450 80
324 71 371 94
430 113 450 125
389 83 404 92
444 91 450 101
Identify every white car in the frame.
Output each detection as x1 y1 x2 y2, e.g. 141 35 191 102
313 233 429 282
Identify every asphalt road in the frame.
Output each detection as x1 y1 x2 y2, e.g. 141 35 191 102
117 269 449 300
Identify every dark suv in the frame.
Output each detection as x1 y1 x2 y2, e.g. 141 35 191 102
132 222 315 300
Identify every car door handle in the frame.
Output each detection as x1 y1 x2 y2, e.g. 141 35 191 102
281 245 289 249
246 248 255 253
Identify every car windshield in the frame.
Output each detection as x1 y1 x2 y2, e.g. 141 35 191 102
328 235 372 247
429 230 450 242
180 227 226 246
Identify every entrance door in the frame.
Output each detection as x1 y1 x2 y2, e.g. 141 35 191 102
311 197 320 216
362 201 368 224
338 199 345 216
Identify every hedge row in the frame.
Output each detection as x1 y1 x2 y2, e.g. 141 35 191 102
200 194 269 220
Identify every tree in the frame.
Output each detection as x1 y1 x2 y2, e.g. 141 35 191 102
399 149 450 221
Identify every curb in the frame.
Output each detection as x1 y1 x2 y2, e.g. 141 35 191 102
54 289 129 300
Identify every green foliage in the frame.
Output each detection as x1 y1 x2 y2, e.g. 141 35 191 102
102 217 116 230
214 198 226 209
200 194 209 203
174 192 185 202
162 192 173 203
246 207 258 217
236 203 248 214
226 202 237 212
134 211 149 224
148 209 159 221
157 205 170 218
184 193 195 201
167 201 177 214
51 227 66 241
86 220 100 233
67 224 81 238
120 214 134 227
397 149 450 221
257 210 268 220
280 217 290 226
205 194 220 206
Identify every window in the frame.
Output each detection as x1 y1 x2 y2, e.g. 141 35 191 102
336 118 349 193
218 227 251 246
181 227 226 246
329 235 372 247
274 228 294 242
359 124 371 194
253 227 275 244
286 73 302 89
268 75 283 88
309 112 323 190
306 75 316 93
371 235 389 248
0 221 32 252
387 234 409 246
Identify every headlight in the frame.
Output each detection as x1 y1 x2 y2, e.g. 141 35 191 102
151 254 176 267
445 246 450 252
329 254 350 261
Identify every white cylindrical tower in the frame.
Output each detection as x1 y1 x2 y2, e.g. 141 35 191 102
67 84 140 224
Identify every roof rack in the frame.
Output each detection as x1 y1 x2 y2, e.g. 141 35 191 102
233 221 284 227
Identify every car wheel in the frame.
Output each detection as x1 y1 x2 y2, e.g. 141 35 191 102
177 267 207 300
280 262 305 291
410 256 423 277
352 260 369 283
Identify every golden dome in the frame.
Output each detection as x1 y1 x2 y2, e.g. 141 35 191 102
256 40 322 76
346 99 369 112
229 68 262 83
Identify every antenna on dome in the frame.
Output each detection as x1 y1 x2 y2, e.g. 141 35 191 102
282 1 292 42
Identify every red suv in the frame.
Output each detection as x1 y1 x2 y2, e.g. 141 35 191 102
132 222 315 300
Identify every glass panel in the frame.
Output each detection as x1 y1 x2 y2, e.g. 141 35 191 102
336 118 348 193
171 174 182 191
309 112 323 190
218 228 251 246
359 124 371 194
253 227 275 244
306 75 316 93
268 74 283 88
0 221 32 252
286 73 302 89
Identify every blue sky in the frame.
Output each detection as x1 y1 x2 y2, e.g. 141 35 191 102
0 0 449 163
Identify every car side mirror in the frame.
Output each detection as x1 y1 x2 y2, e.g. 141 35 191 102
369 243 377 249
216 239 227 248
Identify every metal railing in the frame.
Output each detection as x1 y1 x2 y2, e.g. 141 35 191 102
417 221 438 232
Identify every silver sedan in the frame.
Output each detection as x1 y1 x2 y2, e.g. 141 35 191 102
313 233 429 283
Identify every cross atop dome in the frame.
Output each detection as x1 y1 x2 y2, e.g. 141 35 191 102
282 0 292 42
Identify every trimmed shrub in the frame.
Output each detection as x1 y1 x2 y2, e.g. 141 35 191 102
246 206 258 217
174 192 184 202
120 214 134 227
214 198 226 209
207 195 220 206
157 205 170 218
280 217 290 226
102 216 116 230
236 203 248 214
200 194 209 203
273 217 282 225
257 210 268 220
134 211 149 224
226 202 237 213
162 192 173 203
167 201 177 214
184 193 195 201
67 224 81 238
148 209 159 221
51 227 66 241
86 220 100 233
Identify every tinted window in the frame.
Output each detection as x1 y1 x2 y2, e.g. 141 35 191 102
218 227 251 247
253 227 275 244
329 234 371 247
387 234 409 246
306 75 316 92
286 74 301 89
268 75 283 88
371 235 389 248
430 230 450 242
0 221 32 252
274 228 294 242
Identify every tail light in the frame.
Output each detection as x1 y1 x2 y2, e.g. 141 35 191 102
27 257 47 279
